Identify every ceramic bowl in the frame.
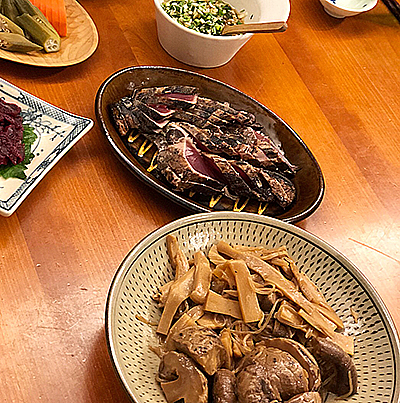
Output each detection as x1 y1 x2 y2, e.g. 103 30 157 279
153 0 290 68
105 212 400 403
319 0 378 18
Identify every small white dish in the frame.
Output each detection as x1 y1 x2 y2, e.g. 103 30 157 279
153 0 290 68
0 78 93 217
319 0 378 18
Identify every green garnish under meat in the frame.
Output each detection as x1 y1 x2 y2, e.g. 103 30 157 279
161 0 246 36
0 125 37 180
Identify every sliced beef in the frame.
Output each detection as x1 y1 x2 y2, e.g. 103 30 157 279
135 99 175 121
205 154 255 200
129 106 169 132
259 170 297 209
110 85 298 211
134 85 199 108
109 97 140 136
255 131 298 175
230 161 274 202
229 161 296 208
196 96 257 127
0 98 25 166
170 122 289 172
156 136 226 194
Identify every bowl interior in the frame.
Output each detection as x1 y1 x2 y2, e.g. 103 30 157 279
106 213 400 403
155 0 290 25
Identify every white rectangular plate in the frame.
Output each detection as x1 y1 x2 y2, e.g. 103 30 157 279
0 78 93 217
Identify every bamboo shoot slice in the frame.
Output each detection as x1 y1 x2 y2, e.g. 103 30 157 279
217 241 337 336
190 251 212 304
227 260 263 323
157 267 195 335
204 290 242 319
166 234 190 279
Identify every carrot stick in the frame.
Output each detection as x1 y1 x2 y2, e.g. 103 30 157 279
29 0 67 37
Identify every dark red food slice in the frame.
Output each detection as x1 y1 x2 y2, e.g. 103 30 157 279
0 98 25 166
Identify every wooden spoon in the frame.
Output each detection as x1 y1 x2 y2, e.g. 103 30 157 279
221 21 288 35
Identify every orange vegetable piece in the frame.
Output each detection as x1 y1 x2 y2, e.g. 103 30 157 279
29 0 67 37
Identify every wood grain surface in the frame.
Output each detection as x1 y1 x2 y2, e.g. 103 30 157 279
0 0 98 67
0 0 399 401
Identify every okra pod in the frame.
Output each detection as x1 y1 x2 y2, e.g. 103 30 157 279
13 0 58 35
1 0 19 22
16 12 60 52
0 11 24 35
0 31 43 52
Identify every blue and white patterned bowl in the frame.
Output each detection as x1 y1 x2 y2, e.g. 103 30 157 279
319 0 378 18
0 78 93 217
106 212 400 403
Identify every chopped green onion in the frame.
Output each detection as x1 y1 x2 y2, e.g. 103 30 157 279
161 0 247 36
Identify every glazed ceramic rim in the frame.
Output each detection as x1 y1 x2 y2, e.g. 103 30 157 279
154 0 252 41
320 0 378 13
105 211 400 403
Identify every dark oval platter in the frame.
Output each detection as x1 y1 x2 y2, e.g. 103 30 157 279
95 66 324 223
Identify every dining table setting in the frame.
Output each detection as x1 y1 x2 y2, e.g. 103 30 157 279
0 0 399 401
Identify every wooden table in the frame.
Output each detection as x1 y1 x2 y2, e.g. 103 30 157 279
1 0 399 401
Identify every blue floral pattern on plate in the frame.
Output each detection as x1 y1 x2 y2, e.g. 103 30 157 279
0 78 93 217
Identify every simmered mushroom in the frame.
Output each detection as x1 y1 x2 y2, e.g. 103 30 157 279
236 344 310 402
213 369 237 403
310 337 358 397
157 351 208 403
262 338 321 391
286 392 322 403
168 325 227 375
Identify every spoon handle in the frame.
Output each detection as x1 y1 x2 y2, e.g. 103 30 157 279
222 21 288 35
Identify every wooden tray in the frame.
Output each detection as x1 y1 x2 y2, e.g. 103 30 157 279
0 0 98 67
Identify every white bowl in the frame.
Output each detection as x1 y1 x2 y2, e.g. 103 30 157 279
319 0 378 18
154 0 290 68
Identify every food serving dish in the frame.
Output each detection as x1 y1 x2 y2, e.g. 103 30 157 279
96 66 324 224
105 212 400 403
0 78 93 217
319 0 378 18
153 0 290 68
0 0 98 67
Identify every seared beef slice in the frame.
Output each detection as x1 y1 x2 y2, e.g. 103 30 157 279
110 85 298 210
